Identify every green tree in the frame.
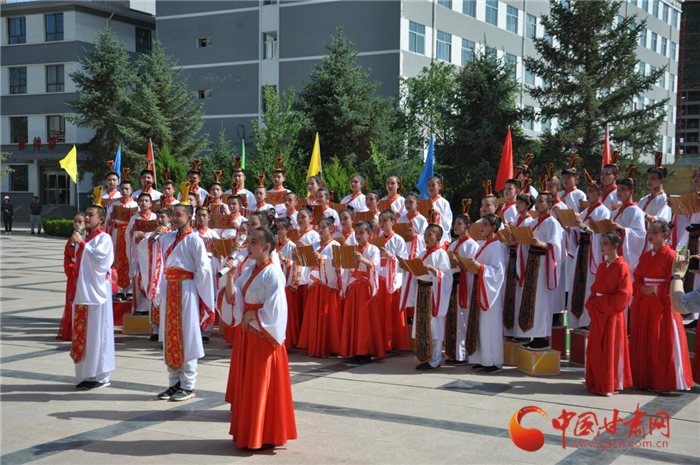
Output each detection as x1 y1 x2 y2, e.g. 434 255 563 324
525 0 667 174
295 26 400 163
199 126 237 190
0 152 12 178
66 27 137 181
154 145 187 187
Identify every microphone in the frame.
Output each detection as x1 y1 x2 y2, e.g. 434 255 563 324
70 224 85 249
216 234 247 278
150 223 170 244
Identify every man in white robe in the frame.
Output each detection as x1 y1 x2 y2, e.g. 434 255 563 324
610 176 646 273
126 193 157 315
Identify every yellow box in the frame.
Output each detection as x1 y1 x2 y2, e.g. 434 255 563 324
504 340 525 366
122 314 151 334
517 347 561 377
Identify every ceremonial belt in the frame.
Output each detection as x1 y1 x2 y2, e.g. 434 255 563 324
503 245 519 330
415 281 433 363
571 233 591 319
578 232 591 245
465 273 480 356
115 223 128 229
444 273 461 361
115 224 130 289
164 268 194 371
418 281 432 287
70 304 89 363
687 224 700 235
518 246 546 332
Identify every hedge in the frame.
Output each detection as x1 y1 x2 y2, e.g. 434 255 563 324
42 218 75 238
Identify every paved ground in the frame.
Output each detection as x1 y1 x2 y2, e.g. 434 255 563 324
1 226 699 464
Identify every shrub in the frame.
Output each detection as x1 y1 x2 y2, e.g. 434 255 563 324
43 218 75 238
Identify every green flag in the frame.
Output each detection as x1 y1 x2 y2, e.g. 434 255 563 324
241 139 246 169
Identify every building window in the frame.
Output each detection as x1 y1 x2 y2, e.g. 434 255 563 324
135 27 152 53
263 0 278 5
485 0 498 26
506 53 517 79
436 31 451 62
524 106 534 130
650 32 657 52
263 32 277 59
9 165 29 191
462 39 475 65
668 105 674 123
506 6 519 34
47 115 66 143
198 89 213 99
667 136 673 155
525 68 535 86
662 3 669 22
639 28 647 47
638 61 646 76
9 67 27 95
8 17 26 44
437 0 452 9
673 9 679 28
657 135 663 152
45 13 64 42
408 21 425 55
661 37 667 56
652 0 659 17
659 72 666 89
526 14 537 39
670 74 675 92
542 118 551 132
671 41 677 60
638 98 645 110
631 0 637 5
485 47 497 61
642 0 649 12
10 117 28 144
198 37 213 48
46 65 65 92
463 0 476 17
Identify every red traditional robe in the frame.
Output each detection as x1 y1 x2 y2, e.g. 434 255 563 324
58 238 78 340
584 257 633 395
629 245 694 391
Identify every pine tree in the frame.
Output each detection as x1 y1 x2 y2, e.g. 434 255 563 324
199 126 237 190
294 26 400 163
154 145 188 187
66 27 137 181
525 0 667 172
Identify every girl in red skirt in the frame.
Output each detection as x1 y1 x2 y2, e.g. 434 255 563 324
218 222 249 345
294 206 320 324
58 213 85 340
340 221 386 364
276 217 300 348
298 216 342 356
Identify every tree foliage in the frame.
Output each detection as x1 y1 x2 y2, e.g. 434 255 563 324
199 127 237 190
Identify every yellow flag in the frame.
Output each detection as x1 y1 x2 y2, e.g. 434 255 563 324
306 133 322 196
60 145 78 184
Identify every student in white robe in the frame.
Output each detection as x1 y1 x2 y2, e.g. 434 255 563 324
600 151 621 210
107 176 137 297
568 170 611 329
268 158 292 217
126 193 157 315
294 207 321 312
497 180 519 224
102 163 122 221
396 192 427 318
341 174 368 211
316 188 341 234
207 172 231 216
610 165 646 273
222 195 247 240
334 208 357 245
177 160 208 204
71 194 115 390
445 209 479 365
426 176 453 247
462 214 507 373
150 187 215 402
131 167 163 202
381 174 407 219
639 154 672 251
194 206 220 343
558 154 587 213
546 172 570 326
276 218 301 348
514 189 564 349
409 224 453 370
224 157 256 209
247 176 273 214
304 175 322 207
158 172 180 210
283 191 299 230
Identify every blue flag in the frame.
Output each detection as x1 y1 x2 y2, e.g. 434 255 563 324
114 144 122 185
416 136 434 199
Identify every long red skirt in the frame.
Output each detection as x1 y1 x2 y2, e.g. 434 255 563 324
376 279 410 351
225 325 244 405
340 282 386 358
694 330 700 385
57 276 77 340
297 284 342 356
228 330 297 449
297 284 309 327
585 312 633 395
285 287 301 349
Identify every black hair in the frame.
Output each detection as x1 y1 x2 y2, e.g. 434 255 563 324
425 223 443 239
172 203 194 217
352 174 366 185
86 205 106 221
317 216 335 229
586 182 603 193
120 180 133 188
307 175 322 187
427 175 443 189
516 193 534 208
227 195 241 204
602 164 620 176
255 226 277 253
405 192 421 202
454 214 471 227
379 209 395 222
275 217 292 230
250 210 276 230
561 168 579 177
197 207 211 216
156 209 171 216
516 164 531 177
481 213 502 230
340 206 356 219
140 169 155 177
649 219 674 234
504 179 522 190
299 205 314 218
105 172 119 180
209 181 221 189
538 192 554 205
285 191 298 200
317 187 331 198
366 190 381 201
646 166 668 179
547 177 561 189
616 178 635 190
187 169 201 177
137 192 153 202
162 180 175 187
601 231 622 248
386 174 402 191
355 220 373 234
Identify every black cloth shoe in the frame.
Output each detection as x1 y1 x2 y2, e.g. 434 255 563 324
359 355 372 364
202 336 210 344
445 359 468 366
157 382 180 400
346 356 363 365
170 389 196 402
416 362 441 371
526 338 549 350
481 366 503 374
76 381 92 390
472 364 484 370
88 381 110 390
149 334 159 342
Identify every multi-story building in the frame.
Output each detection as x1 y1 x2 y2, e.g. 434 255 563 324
0 0 155 209
157 0 681 166
679 0 700 161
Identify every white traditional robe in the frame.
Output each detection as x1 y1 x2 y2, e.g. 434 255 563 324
247 201 274 214
601 186 619 211
447 235 479 362
551 200 572 309
126 211 157 313
469 238 506 367
101 189 122 224
132 188 163 202
639 191 672 252
514 214 563 338
321 207 341 234
224 187 256 209
501 201 518 225
106 198 137 259
298 228 321 286
396 212 428 236
284 209 299 230
611 203 646 272
559 187 587 213
380 195 407 219
269 187 291 217
412 247 453 342
177 186 208 204
334 229 357 245
72 231 115 382
341 192 367 212
430 196 453 246
341 243 381 297
397 214 427 311
379 233 408 294
504 215 535 337
310 239 341 289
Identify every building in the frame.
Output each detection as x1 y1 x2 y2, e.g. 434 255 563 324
679 0 700 161
156 0 681 166
0 0 155 210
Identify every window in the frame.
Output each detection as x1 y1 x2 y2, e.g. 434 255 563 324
671 41 677 60
525 68 535 86
263 32 277 59
659 72 666 89
506 6 519 34
506 53 517 79
10 117 28 144
9 165 29 192
263 0 278 4
524 106 534 130
198 89 213 99
485 0 498 26
485 47 497 61
661 37 667 56
408 22 425 55
663 3 669 22
673 9 679 28
667 137 673 155
638 61 646 76
198 37 213 48
544 30 553 46
45 13 64 42
638 98 645 110
670 74 675 92
436 31 451 62
46 65 64 92
526 14 537 39
542 118 551 132
642 0 649 12
8 17 26 44
651 32 657 52
657 135 663 153
135 27 152 53
47 115 65 143
462 39 475 65
668 105 674 123
631 0 637 6
9 67 27 94
639 28 647 47
437 0 452 9
653 0 659 17
463 0 476 17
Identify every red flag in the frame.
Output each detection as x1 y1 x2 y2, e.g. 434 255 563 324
495 127 514 192
601 123 611 169
146 138 157 187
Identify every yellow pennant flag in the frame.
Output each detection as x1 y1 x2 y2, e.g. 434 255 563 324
306 132 322 196
60 145 78 184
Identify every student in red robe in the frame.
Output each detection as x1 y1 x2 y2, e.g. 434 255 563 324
584 232 633 396
58 213 85 340
276 218 301 348
629 220 694 392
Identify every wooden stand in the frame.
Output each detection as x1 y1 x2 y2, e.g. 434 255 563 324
551 325 568 359
517 347 561 377
122 314 151 334
504 340 525 366
569 329 589 367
